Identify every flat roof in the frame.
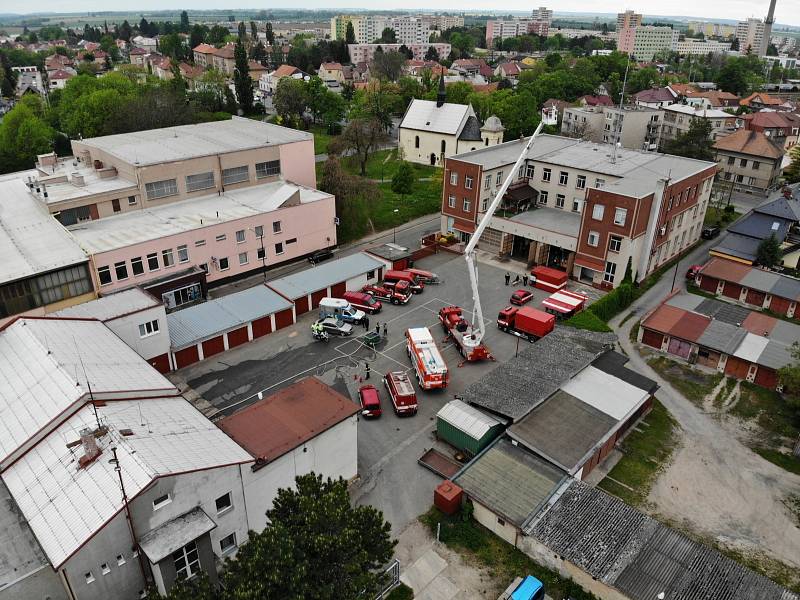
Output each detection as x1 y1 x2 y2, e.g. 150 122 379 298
77 117 312 166
31 161 138 205
139 507 216 564
267 252 384 300
0 180 88 286
54 288 160 321
68 181 331 254
506 206 581 239
217 377 360 464
0 479 49 592
365 243 413 261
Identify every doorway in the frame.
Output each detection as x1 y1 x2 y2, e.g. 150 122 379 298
430 153 436 166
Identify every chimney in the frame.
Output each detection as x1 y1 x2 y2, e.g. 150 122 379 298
72 172 86 186
78 427 101 468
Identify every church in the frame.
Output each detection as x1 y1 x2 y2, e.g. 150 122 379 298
398 78 505 166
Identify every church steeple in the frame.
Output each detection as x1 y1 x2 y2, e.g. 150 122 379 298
436 75 446 108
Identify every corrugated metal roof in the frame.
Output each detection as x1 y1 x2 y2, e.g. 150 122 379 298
757 340 793 371
54 288 159 321
710 232 760 263
400 99 472 135
741 311 777 337
700 257 750 284
167 284 292 349
560 366 651 421
266 252 383 300
701 258 800 302
733 332 770 362
728 212 791 241
642 304 688 336
693 298 751 325
696 320 747 355
769 274 800 302
437 399 501 441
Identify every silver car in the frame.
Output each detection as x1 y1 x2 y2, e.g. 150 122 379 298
316 317 353 336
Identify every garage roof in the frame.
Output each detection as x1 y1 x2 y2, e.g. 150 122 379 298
266 252 384 300
701 257 800 302
560 365 651 421
437 399 502 441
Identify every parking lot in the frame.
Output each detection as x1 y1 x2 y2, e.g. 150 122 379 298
170 252 598 534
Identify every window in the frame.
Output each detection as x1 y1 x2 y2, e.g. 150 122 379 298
257 247 265 260
595 178 605 188
752 161 760 170
219 257 230 270
287 238 297 244
131 256 144 276
415 135 419 148
463 198 470 212
145 179 178 200
55 206 91 226
572 198 582 212
153 494 171 510
592 204 605 221
255 160 280 178
112 198 120 213
555 194 565 208
116 555 126 566
162 248 174 267
236 229 246 243
496 171 503 185
465 176 473 190
164 283 202 308
173 541 200 580
195 239 206 247
587 231 599 247
542 168 551 182
275 242 284 255
518 166 525 179
448 194 455 208
98 266 112 286
222 166 249 185
525 164 535 178
481 198 488 212
85 572 95 584
576 175 586 189
740 158 747 167
101 563 110 575
614 208 627 226
609 235 622 252
114 261 128 281
727 156 735 165
177 245 189 263
215 234 227 242
128 196 137 206
216 492 233 514
558 171 568 185
450 172 458 185
484 175 491 189
736 174 743 183
604 261 617 283
272 221 282 233
441 140 446 154
186 172 215 192
147 253 159 271
367 269 375 279
220 533 237 555
254 225 264 237
538 191 548 205
239 252 248 265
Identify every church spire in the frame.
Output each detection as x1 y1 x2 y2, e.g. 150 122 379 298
436 75 446 108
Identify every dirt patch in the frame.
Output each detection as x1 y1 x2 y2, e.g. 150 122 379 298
646 356 723 405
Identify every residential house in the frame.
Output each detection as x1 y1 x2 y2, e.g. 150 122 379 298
131 35 158 52
211 44 236 75
129 46 149 67
450 58 494 80
48 68 75 90
562 104 663 150
659 103 737 149
743 110 800 150
540 98 571 126
248 61 267 82
740 92 784 110
633 87 675 109
318 62 345 85
577 94 614 108
713 129 784 196
192 43 217 68
494 62 522 81
259 64 308 96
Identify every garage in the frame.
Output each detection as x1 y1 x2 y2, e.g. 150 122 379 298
275 308 294 330
227 326 249 349
252 316 272 338
699 275 719 293
149 353 171 374
295 296 310 315
754 366 778 389
722 282 742 300
202 336 225 358
725 356 751 379
768 296 791 317
667 337 691 359
744 289 766 307
696 348 721 369
331 282 346 297
641 329 664 349
174 345 200 369
311 288 327 308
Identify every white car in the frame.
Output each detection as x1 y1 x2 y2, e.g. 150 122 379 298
316 317 353 336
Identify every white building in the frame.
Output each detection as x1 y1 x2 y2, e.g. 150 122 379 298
673 39 732 55
660 103 737 149
735 18 765 55
131 35 158 52
617 10 642 30
332 15 430 45
531 7 553 24
348 43 451 64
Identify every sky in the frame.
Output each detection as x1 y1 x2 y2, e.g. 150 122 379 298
2 1 798 28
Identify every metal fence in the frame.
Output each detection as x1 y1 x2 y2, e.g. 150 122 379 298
374 559 401 599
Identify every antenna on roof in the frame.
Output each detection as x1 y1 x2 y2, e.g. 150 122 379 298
611 54 632 165
74 336 101 430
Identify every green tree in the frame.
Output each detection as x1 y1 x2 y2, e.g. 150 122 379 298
179 10 190 34
265 21 275 46
398 76 423 109
320 157 378 241
191 68 228 112
146 571 216 600
0 96 55 174
785 145 800 184
345 21 356 45
274 76 307 126
756 234 782 268
233 38 253 113
189 24 207 51
377 27 397 44
445 81 472 105
424 45 440 61
250 21 258 41
305 76 329 124
237 21 247 40
330 117 389 176
371 50 405 82
321 91 346 133
391 160 415 201
662 117 714 161
777 342 800 419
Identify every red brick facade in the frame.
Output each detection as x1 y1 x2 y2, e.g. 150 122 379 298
441 159 481 234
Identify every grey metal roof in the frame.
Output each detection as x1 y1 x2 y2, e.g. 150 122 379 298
458 115 483 141
696 319 747 355
740 267 780 294
267 252 384 300
508 206 581 238
461 327 616 422
754 192 800 221
591 351 659 394
769 275 800 302
711 231 761 262
728 212 791 241
508 390 617 474
437 399 502 441
693 298 751 325
168 284 291 349
530 482 798 600
758 339 794 370
54 288 159 321
453 437 566 528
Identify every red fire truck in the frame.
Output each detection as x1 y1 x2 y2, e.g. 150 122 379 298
406 327 448 389
438 306 493 363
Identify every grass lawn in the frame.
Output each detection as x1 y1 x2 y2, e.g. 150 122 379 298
598 399 679 507
420 508 599 600
730 381 798 439
704 206 742 226
370 179 443 231
309 124 335 156
563 310 612 332
342 149 441 182
646 356 723 405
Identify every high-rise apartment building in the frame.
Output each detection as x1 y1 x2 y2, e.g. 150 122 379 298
617 10 642 31
485 18 550 49
735 18 765 55
330 14 430 45
617 25 677 61
531 7 553 24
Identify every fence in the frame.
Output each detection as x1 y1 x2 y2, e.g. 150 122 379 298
374 559 401 599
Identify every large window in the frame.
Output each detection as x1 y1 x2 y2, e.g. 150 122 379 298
449 172 458 186
131 256 144 276
608 235 622 252
555 194 565 209
145 179 178 200
538 191 548 205
222 166 249 185
239 252 248 265
558 171 569 185
604 261 617 283
576 175 586 189
139 319 159 337
216 492 232 514
115 261 129 281
186 172 215 192
614 208 627 226
272 221 282 233
173 541 201 580
98 266 112 286
147 253 159 271
177 245 189 263
236 229 246 243
255 160 280 178
542 168 551 182
55 205 91 226
162 283 202 310
592 204 605 221
465 176 473 190
162 249 174 267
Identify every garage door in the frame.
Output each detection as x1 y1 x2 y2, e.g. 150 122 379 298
744 289 766 307
725 356 750 379
754 366 778 389
641 329 664 349
311 289 327 308
331 282 346 297
149 353 171 373
174 346 199 369
252 316 272 338
699 275 719 293
696 348 721 369
202 336 225 359
722 282 742 300
227 326 249 349
769 296 791 317
295 296 310 315
667 337 691 359
275 308 294 329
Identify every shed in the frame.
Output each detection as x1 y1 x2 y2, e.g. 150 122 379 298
436 400 504 456
365 243 414 271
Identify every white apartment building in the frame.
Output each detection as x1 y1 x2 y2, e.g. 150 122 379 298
659 103 737 149
562 105 663 151
673 39 732 55
531 7 553 24
331 15 430 45
419 14 465 31
348 43 451 64
618 25 678 61
485 19 549 49
687 21 737 37
736 18 765 55
617 10 642 30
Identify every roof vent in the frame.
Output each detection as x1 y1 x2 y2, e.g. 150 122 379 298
119 428 134 436
72 172 86 186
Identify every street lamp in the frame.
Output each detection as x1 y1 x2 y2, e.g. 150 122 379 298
393 209 399 243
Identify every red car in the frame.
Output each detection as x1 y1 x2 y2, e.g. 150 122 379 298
358 385 382 418
686 265 702 280
510 289 534 306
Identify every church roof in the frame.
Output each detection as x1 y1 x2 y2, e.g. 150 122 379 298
400 99 473 136
458 116 483 141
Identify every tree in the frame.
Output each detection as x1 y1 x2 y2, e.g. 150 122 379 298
179 10 190 34
345 21 356 45
398 44 413 60
424 45 440 62
233 38 254 114
784 146 800 184
237 21 247 40
274 76 307 126
146 571 215 600
265 21 275 46
305 76 329 124
118 20 132 42
391 160 415 200
207 25 229 45
371 50 405 82
0 96 55 174
331 117 389 176
222 474 395 599
320 157 378 242
250 21 258 41
662 118 714 161
756 234 782 268
778 342 800 420
444 81 472 105
191 68 228 112
377 27 397 44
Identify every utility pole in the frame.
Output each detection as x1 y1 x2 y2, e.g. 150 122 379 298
611 54 631 165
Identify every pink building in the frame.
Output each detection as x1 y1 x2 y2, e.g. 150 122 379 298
617 27 636 55
68 182 337 293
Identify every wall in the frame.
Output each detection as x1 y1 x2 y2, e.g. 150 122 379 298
0 565 67 600
279 139 317 189
400 129 459 167
241 415 357 532
441 159 481 235
104 305 170 363
471 500 518 546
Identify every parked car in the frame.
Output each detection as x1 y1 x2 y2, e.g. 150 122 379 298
343 291 382 314
406 268 439 284
383 370 417 416
357 385 382 418
509 289 534 306
315 317 353 336
308 247 334 264
362 282 412 305
701 226 720 239
685 264 702 280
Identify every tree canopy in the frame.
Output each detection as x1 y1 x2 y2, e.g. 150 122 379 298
662 118 714 161
756 234 782 268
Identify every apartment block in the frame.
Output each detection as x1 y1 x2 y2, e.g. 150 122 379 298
531 7 553 24
617 10 642 30
659 104 737 148
562 105 663 151
735 18 765 55
673 38 732 55
331 15 430 44
440 136 716 289
485 18 549 49
713 129 784 196
348 43 451 64
419 14 465 32
687 20 737 38
617 25 678 61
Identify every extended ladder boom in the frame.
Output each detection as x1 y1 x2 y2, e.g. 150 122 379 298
463 122 545 344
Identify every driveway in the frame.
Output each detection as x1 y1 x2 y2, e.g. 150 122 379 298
611 242 800 570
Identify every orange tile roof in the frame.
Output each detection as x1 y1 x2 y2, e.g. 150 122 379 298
642 303 711 342
273 64 301 77
713 129 784 159
740 92 783 107
741 311 778 337
193 43 217 54
699 257 751 283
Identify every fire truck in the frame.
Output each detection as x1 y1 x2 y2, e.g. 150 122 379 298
406 327 449 389
438 306 494 363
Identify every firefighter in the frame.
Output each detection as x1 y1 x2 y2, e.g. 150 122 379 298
382 322 387 338
364 362 371 380
504 272 510 286
363 315 370 330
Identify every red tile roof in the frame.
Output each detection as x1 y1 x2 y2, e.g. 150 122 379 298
740 92 783 107
273 64 301 77
634 87 674 103
642 303 711 342
741 311 777 337
217 377 360 465
712 129 784 160
193 43 217 54
321 62 343 71
49 69 74 80
699 257 750 284
579 94 613 106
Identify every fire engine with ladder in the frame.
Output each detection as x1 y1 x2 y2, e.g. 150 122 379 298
406 327 449 389
439 122 546 365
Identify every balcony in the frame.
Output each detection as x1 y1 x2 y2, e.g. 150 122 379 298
492 182 537 218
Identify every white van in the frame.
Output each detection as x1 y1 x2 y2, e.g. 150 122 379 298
318 297 365 324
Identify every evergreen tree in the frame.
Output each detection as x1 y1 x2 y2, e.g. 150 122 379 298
424 46 440 61
391 160 415 200
250 21 258 41
756 234 781 268
265 22 275 46
233 38 254 113
345 21 356 45
662 118 714 161
118 20 132 42
237 21 247 40
179 10 190 34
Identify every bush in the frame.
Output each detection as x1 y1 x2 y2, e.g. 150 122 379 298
724 204 735 214
588 283 635 322
564 310 613 332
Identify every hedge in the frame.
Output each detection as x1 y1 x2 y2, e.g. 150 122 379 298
586 283 635 322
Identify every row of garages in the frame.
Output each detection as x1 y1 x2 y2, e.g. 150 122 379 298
167 253 384 370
